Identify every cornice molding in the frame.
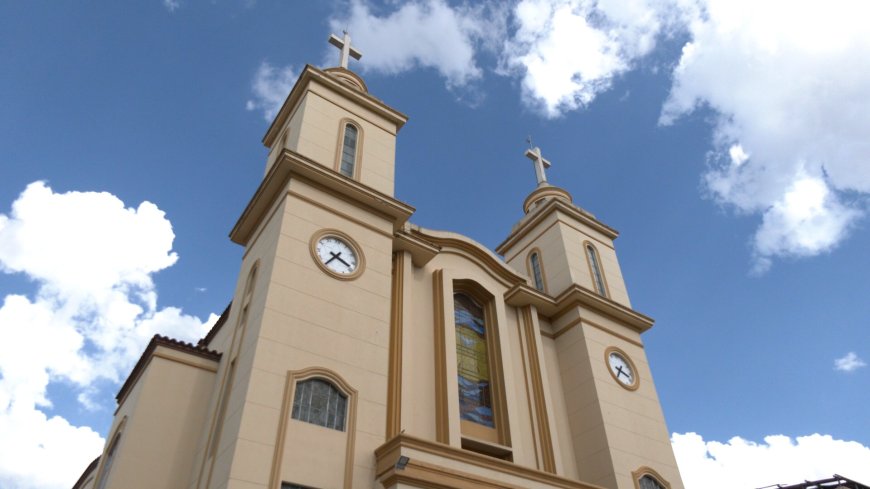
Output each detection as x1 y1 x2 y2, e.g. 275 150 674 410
375 433 606 489
504 283 654 332
263 64 408 148
497 197 619 256
393 229 440 267
230 149 415 246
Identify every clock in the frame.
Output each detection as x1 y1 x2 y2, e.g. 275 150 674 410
310 230 365 280
605 347 639 390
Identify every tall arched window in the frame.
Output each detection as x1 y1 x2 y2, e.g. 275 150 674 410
95 433 121 489
529 251 545 292
291 378 348 431
454 293 494 429
585 243 607 297
208 263 258 458
339 123 358 178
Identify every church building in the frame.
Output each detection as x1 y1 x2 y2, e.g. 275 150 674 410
73 32 684 489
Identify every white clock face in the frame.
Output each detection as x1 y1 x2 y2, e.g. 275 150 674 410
608 352 635 386
316 236 358 275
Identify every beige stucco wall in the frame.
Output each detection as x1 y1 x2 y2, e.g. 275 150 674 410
502 207 631 308
265 78 400 197
93 348 217 489
203 175 396 489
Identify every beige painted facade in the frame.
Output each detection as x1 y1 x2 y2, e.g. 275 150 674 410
74 63 683 489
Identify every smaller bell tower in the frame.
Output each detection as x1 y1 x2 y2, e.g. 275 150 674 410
260 30 406 197
496 144 684 489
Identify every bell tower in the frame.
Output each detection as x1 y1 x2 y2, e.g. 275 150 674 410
195 33 413 489
260 31 405 197
496 145 684 489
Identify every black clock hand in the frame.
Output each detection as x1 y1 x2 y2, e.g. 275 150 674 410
616 366 627 378
328 251 351 267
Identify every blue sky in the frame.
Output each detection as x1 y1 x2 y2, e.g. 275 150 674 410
1 1 869 488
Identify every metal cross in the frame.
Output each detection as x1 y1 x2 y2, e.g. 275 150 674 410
328 30 362 69
524 136 551 186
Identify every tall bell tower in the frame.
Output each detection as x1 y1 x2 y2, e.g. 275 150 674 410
195 33 413 489
496 145 684 489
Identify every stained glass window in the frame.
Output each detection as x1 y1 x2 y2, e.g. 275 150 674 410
454 293 494 428
639 475 666 489
586 244 607 296
292 378 348 431
339 124 358 177
530 252 544 291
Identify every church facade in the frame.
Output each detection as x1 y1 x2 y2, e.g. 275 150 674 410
73 37 684 489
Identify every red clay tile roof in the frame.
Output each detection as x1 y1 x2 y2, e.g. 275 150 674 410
197 302 232 348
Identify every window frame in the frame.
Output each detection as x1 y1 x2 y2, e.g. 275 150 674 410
583 241 609 297
290 377 349 431
526 248 547 293
632 466 672 489
451 280 510 449
271 367 358 489
334 119 363 179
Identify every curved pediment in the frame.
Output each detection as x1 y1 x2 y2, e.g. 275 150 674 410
409 226 528 288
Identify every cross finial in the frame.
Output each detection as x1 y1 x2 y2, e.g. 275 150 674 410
524 138 551 186
328 30 363 69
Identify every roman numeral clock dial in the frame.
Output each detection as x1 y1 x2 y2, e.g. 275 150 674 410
311 230 365 280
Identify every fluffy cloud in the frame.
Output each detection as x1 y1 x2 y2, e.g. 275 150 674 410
328 0 497 89
673 432 870 488
661 0 870 271
502 0 679 117
0 182 215 489
246 62 298 121
834 352 867 373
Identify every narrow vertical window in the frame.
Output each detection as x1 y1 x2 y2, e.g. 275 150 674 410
530 252 544 292
586 244 607 297
95 433 121 489
291 378 348 431
454 293 494 429
339 124 358 177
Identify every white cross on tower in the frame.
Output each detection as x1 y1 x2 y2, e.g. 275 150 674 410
524 137 551 186
328 30 362 69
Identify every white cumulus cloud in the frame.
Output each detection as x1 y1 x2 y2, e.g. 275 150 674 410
246 62 298 121
673 432 870 489
835 352 867 373
502 0 678 117
661 0 870 271
0 182 216 489
328 0 498 89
